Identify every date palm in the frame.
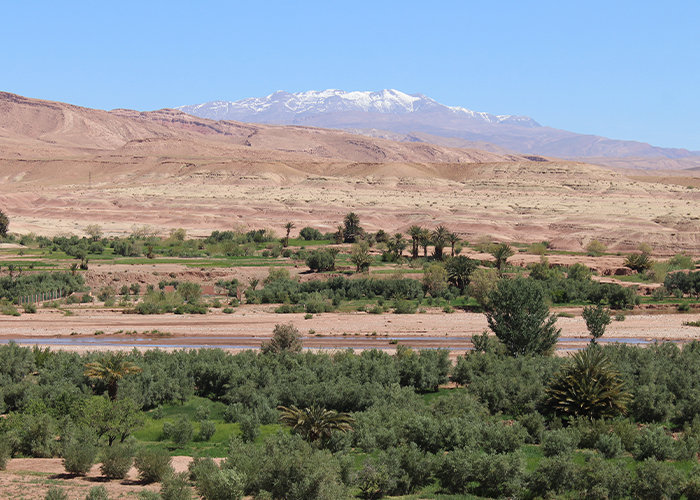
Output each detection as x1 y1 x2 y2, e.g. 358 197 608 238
283 221 295 247
431 225 450 260
277 405 354 442
408 225 423 259
418 228 431 258
545 347 630 419
84 353 142 400
448 232 460 257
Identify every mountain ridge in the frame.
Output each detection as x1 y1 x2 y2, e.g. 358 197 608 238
177 89 698 164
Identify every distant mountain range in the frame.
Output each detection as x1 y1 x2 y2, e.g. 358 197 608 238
177 89 700 167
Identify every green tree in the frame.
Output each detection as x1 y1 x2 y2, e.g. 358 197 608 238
545 347 631 419
283 221 295 248
582 304 611 343
408 225 423 259
486 278 560 356
84 354 142 400
431 225 450 260
423 263 448 297
586 239 607 257
261 323 303 354
177 282 202 303
448 232 460 257
79 397 144 446
489 243 514 271
386 233 407 261
277 405 354 443
445 256 478 293
0 209 8 237
343 212 363 243
350 241 372 273
418 228 431 258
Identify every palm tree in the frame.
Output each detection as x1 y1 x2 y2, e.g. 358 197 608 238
283 222 295 247
277 405 354 443
84 354 142 400
418 228 431 258
343 212 362 243
408 225 423 259
490 242 514 271
386 233 407 261
431 225 450 260
448 232 460 257
545 347 631 420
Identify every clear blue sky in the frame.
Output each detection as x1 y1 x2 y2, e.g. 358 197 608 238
3 1 699 150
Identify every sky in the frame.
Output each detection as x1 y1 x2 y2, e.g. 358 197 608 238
2 1 699 150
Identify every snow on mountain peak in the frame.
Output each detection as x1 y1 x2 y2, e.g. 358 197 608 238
176 90 540 127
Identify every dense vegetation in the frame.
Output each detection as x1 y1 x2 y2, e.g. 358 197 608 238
1 339 699 499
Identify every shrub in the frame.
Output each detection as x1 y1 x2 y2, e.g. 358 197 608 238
633 426 675 461
595 433 622 458
579 456 632 500
305 249 336 272
100 442 134 479
392 299 417 314
239 413 260 443
632 458 684 500
23 303 37 313
299 227 323 241
199 420 216 442
134 448 173 483
194 465 245 500
194 405 210 422
160 472 194 500
436 449 523 498
586 239 607 256
527 454 580 497
45 487 69 500
630 383 673 423
171 417 194 446
261 323 303 354
85 486 109 500
486 277 560 356
541 429 579 457
684 466 700 500
519 412 545 444
0 436 10 470
62 429 98 475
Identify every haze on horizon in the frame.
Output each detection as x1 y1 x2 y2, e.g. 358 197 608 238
2 0 698 150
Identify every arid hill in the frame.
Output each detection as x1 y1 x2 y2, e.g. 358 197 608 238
0 92 698 254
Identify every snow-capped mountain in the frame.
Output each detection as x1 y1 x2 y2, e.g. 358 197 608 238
177 89 540 127
176 90 697 161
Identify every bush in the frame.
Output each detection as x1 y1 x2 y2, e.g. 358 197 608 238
45 487 69 500
632 458 684 500
134 448 173 483
0 436 10 470
62 430 98 475
171 417 194 446
23 303 37 314
392 299 417 314
100 442 134 479
436 449 523 498
519 412 545 444
299 227 323 241
239 413 260 443
194 464 245 500
582 304 611 342
541 429 579 457
85 486 109 500
595 433 623 458
194 405 210 422
486 277 560 356
199 420 216 442
579 456 632 500
633 426 675 461
305 249 336 272
160 472 194 500
586 239 607 256
684 466 700 500
527 454 580 497
261 323 303 354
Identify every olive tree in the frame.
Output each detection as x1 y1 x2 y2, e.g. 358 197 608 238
486 278 560 356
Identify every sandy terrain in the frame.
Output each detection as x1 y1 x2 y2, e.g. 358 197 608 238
0 456 202 499
0 91 698 254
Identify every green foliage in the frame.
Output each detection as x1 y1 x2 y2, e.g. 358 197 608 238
199 420 216 441
633 426 675 461
0 209 8 237
45 487 69 500
586 239 607 256
488 242 514 270
422 263 448 297
0 271 85 302
305 249 337 272
527 454 579 497
261 323 303 354
100 442 134 479
596 432 623 458
278 405 354 442
541 428 580 457
0 436 11 470
632 458 684 500
238 413 260 443
134 447 173 483
625 251 653 272
436 449 524 497
160 472 194 500
546 347 631 419
85 486 109 500
343 212 363 243
582 304 611 342
299 227 324 241
62 427 98 475
486 277 560 356
191 459 245 500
